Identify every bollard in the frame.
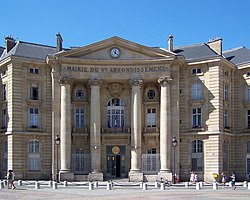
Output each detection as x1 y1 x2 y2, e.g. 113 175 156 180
94 181 98 188
213 182 218 190
89 182 93 190
160 182 165 190
196 182 200 190
18 180 22 186
143 182 148 190
199 181 203 188
4 180 7 186
107 182 111 190
185 182 189 188
35 182 40 189
248 182 250 190
155 181 159 188
243 181 247 188
0 181 4 189
53 181 58 189
64 181 68 187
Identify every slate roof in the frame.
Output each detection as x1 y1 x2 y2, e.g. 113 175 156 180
0 41 58 61
0 46 4 57
223 46 250 65
173 43 218 60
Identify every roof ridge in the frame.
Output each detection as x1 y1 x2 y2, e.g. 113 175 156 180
174 43 205 49
223 46 245 53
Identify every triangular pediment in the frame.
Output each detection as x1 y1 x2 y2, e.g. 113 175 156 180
55 36 175 61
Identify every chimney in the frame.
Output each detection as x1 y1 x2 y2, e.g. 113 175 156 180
5 36 16 53
56 32 63 52
168 35 173 52
207 37 222 55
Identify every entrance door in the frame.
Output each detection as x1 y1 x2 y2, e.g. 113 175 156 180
106 146 126 178
247 158 250 179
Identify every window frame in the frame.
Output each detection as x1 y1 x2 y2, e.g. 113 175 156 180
28 140 40 171
191 140 204 172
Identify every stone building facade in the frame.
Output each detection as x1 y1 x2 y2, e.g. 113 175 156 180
1 34 250 182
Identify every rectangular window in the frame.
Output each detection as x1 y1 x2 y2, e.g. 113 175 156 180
2 109 7 128
247 141 250 153
192 83 202 100
29 108 39 128
192 108 202 128
223 142 228 171
247 87 250 102
247 110 250 129
224 85 229 101
224 110 228 128
29 68 39 74
75 108 84 128
3 84 6 101
192 68 202 74
30 83 39 100
147 109 156 127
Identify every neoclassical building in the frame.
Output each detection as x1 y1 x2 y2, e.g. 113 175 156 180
1 34 250 182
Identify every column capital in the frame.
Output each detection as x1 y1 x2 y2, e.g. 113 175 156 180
129 78 143 87
158 76 172 87
88 78 102 87
59 77 73 85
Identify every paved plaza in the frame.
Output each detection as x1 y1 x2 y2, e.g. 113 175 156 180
1 181 250 200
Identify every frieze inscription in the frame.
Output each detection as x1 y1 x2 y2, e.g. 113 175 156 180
63 66 169 73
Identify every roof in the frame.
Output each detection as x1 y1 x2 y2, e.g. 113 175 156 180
173 43 218 60
223 46 250 65
0 41 58 61
0 46 4 57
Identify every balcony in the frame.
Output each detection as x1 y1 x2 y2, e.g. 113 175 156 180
143 127 159 144
101 127 130 141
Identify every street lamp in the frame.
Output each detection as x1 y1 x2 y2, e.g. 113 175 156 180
172 137 178 184
55 134 60 183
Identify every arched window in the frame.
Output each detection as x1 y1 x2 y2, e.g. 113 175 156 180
191 140 203 171
107 98 125 128
28 140 40 171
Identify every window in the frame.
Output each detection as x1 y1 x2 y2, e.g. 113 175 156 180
224 85 229 101
247 110 250 129
30 83 39 100
30 68 39 74
191 140 203 171
223 141 228 171
2 109 7 128
147 109 156 127
224 109 229 128
4 141 7 171
192 83 203 100
247 141 250 153
247 72 250 77
3 84 6 101
75 108 84 128
247 87 250 102
107 98 125 128
28 140 40 171
147 90 156 100
224 71 229 76
29 108 39 128
75 90 84 100
192 68 201 74
192 108 202 128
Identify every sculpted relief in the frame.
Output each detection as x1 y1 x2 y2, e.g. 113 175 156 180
108 83 124 98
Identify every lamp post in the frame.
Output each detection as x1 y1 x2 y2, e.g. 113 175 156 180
55 134 60 183
172 137 178 184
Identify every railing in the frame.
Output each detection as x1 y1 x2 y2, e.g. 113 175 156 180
143 127 159 133
72 154 91 174
141 154 160 174
102 127 130 134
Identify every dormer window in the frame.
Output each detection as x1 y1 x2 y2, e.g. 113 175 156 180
30 68 39 74
246 72 250 77
192 68 201 74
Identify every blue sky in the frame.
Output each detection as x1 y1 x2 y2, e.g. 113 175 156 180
1 0 250 51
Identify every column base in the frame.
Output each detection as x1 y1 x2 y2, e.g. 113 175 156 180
59 170 74 182
129 170 143 182
157 171 173 182
88 171 103 181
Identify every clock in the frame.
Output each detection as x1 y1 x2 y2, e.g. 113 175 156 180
110 48 120 58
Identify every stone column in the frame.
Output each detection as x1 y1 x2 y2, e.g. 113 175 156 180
88 78 103 181
129 78 143 181
59 77 74 181
158 76 172 181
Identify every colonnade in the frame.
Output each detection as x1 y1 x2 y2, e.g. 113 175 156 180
58 76 172 181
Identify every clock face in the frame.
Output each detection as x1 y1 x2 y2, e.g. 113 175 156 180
110 48 120 58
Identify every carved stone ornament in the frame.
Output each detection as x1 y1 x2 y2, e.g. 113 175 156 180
58 76 73 85
88 78 102 87
108 82 124 98
129 78 143 87
157 76 172 87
